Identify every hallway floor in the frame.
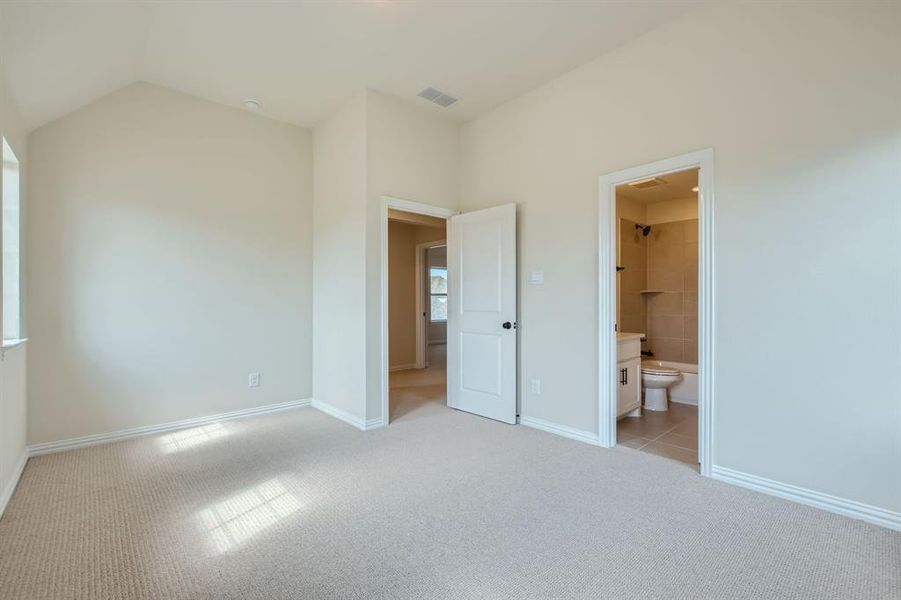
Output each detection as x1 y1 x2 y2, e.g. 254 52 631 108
389 344 446 423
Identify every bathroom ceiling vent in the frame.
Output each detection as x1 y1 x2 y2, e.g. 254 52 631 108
628 177 667 189
417 87 459 108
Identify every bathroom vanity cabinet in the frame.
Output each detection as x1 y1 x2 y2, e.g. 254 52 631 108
616 333 642 417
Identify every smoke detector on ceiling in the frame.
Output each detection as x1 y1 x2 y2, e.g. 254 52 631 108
242 98 262 111
628 177 667 189
417 87 459 108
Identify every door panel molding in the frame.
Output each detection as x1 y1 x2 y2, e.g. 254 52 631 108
448 203 517 424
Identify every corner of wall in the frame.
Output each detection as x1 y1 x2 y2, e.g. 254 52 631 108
362 89 462 425
311 91 369 422
0 57 30 519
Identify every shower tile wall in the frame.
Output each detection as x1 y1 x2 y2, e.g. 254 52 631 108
618 219 647 334
647 219 698 363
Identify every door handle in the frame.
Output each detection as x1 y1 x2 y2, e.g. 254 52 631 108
502 321 513 330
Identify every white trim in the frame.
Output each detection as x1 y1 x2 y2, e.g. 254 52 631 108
598 149 715 478
415 239 447 368
518 416 600 446
380 195 456 427
0 451 28 519
670 398 697 407
712 465 901 532
0 337 27 360
311 398 383 431
27 398 312 456
389 363 417 372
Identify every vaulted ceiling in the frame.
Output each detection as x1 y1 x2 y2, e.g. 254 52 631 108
1 1 698 131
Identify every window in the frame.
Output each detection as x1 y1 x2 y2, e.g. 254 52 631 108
429 267 447 322
2 138 21 341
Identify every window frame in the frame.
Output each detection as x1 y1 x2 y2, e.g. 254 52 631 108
2 137 22 343
428 266 448 323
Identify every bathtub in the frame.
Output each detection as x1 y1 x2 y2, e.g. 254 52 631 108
647 360 698 405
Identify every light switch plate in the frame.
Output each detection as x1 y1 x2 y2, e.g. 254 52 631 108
530 270 544 284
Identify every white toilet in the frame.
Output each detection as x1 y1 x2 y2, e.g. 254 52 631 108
640 361 682 411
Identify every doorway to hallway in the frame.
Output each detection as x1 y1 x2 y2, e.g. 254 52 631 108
390 343 447 422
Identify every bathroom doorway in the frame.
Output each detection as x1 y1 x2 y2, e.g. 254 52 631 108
598 150 714 476
615 166 699 468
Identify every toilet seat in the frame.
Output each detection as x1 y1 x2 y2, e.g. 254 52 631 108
641 362 681 412
641 362 680 376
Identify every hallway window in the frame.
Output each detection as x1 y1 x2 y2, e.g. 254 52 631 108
430 267 447 322
2 138 20 341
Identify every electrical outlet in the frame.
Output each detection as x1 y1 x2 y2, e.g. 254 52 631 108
530 270 544 284
530 378 541 395
248 372 260 387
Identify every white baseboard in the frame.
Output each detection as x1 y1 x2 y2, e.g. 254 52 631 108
712 465 901 532
28 398 312 457
518 415 600 446
311 399 384 431
389 363 417 372
0 451 28 520
669 397 697 406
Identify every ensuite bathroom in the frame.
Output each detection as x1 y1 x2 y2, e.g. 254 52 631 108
615 168 699 467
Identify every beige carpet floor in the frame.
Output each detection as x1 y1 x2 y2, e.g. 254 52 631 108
1 359 899 598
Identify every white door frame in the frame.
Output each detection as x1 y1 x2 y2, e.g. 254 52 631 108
598 148 715 477
380 196 457 425
415 239 447 369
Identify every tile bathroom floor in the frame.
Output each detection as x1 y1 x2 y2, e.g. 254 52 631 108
617 402 698 470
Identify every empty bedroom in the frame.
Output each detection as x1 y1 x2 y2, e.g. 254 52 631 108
0 1 898 598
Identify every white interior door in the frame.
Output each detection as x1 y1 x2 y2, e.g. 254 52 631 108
447 203 517 424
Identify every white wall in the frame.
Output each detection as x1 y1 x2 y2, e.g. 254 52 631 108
460 3 901 513
0 42 29 512
364 90 459 421
312 93 368 421
27 82 313 444
312 89 458 424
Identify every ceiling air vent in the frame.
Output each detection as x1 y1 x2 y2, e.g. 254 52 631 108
417 87 459 108
628 177 667 189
